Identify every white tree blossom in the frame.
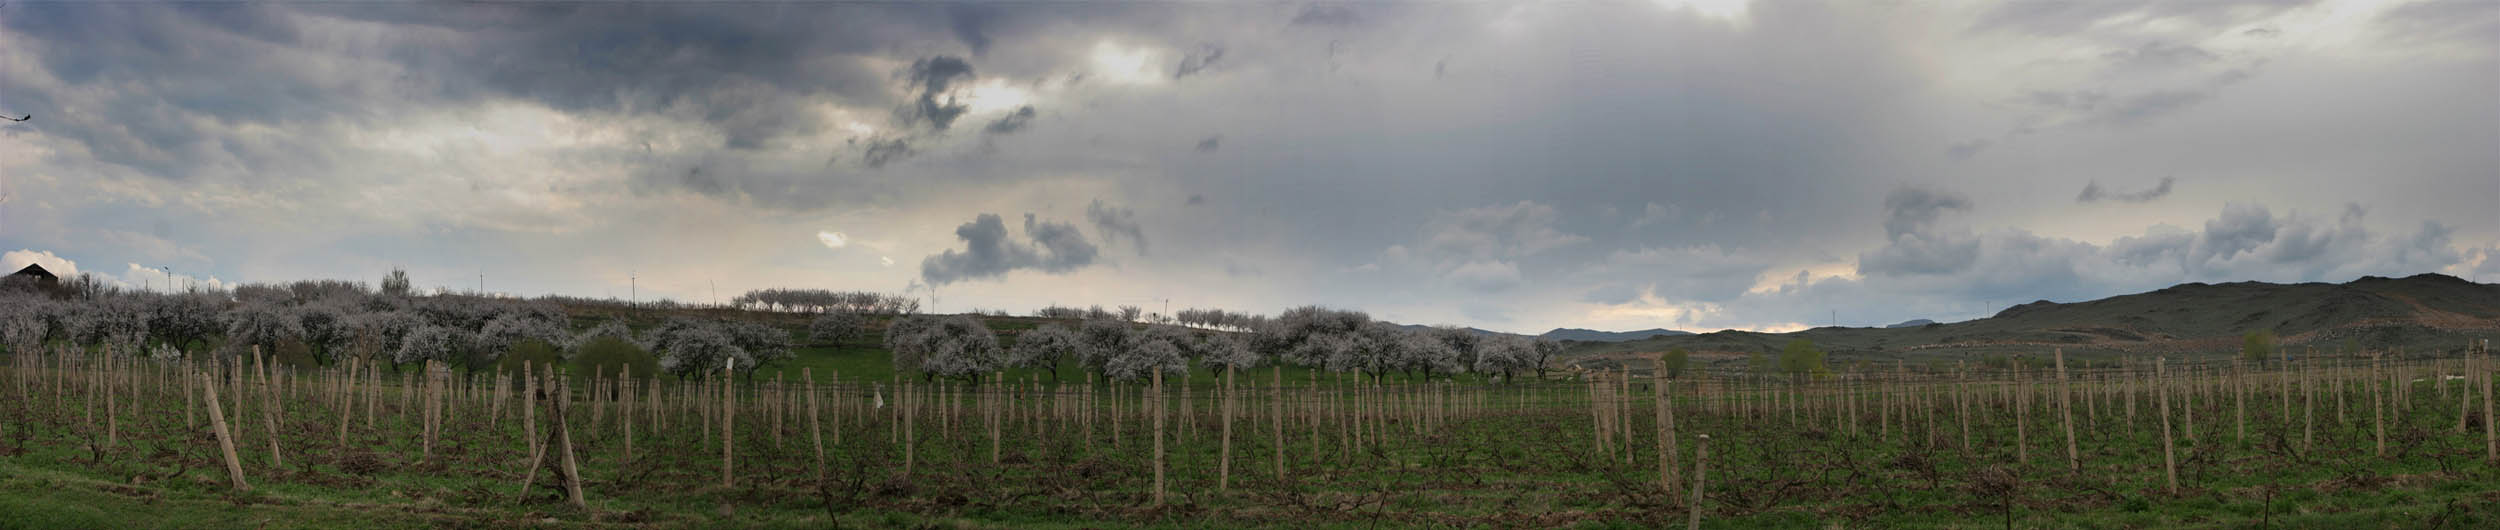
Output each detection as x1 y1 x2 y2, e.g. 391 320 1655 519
1103 335 1186 382
656 326 748 376
888 315 1001 381
1009 323 1080 381
808 311 865 345
1201 333 1259 375
395 324 464 365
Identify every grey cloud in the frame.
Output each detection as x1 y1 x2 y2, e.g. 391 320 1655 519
1174 44 1226 79
919 212 1101 285
1971 0 2317 37
861 138 916 169
903 56 977 131
1290 5 1361 26
1946 139 1992 160
1186 195 1206 206
2077 177 2176 203
2375 0 2500 48
1422 201 1588 259
1445 260 1520 292
1880 187 1971 240
2103 42 2219 72
984 105 1037 135
1859 232 1983 276
1085 199 1148 255
1581 284 1640 305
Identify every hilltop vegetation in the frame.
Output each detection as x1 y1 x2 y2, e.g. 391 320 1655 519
1562 274 2500 368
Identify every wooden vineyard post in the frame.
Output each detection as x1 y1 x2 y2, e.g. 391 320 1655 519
2373 355 2386 458
2056 349 2077 473
621 365 633 463
2481 340 2494 463
2014 365 2028 466
1273 366 1284 479
1957 362 1971 456
523 363 540 468
1687 433 1709 530
1656 360 1678 497
2459 356 2473 435
255 348 284 470
807 368 825 481
201 372 251 493
2234 359 2247 444
915 380 925 475
1220 363 1234 493
2303 356 2315 449
723 360 736 489
2157 357 2178 494
185 359 197 428
337 359 355 458
990 373 1003 465
2280 347 2292 440
550 376 586 508
1151 368 1167 507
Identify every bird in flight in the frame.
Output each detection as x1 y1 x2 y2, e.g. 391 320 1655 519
0 114 26 122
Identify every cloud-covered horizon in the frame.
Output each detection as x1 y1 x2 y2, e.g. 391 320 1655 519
1 1 2493 334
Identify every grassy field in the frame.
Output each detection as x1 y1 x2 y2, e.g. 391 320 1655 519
4 343 2498 529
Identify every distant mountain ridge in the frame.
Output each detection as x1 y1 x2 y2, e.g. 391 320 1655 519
1561 273 2500 360
1886 319 1936 328
1540 327 1694 342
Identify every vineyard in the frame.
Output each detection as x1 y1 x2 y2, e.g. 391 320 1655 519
4 342 2497 528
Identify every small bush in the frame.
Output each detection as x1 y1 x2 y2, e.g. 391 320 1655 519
569 335 658 380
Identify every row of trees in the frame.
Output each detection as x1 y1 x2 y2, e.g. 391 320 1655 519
7 269 1589 385
730 288 921 315
0 270 804 379
885 305 1565 385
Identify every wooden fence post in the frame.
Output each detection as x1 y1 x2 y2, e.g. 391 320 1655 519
1220 363 1235 493
2057 349 2077 473
1687 433 1709 530
2157 357 2178 494
1152 368 1167 507
201 372 250 493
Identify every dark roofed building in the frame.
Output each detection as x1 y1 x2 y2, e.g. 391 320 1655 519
7 263 58 286
4 263 65 296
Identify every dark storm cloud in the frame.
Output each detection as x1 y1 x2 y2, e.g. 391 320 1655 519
919 213 1101 285
1085 200 1148 256
903 56 977 131
2076 177 2176 203
1174 44 1226 79
983 105 1037 135
1879 187 1971 240
861 139 916 169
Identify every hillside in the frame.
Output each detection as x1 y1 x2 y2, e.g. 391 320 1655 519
1562 273 2500 365
1539 327 1693 342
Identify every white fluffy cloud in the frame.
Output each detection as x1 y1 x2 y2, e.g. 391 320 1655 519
1 249 76 277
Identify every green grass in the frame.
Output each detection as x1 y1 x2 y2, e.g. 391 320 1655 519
4 344 2497 529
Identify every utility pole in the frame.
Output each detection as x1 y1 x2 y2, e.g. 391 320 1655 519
630 271 637 307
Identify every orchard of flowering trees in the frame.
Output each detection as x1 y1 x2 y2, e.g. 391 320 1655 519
873 303 1561 387
0 270 816 379
0 267 1566 388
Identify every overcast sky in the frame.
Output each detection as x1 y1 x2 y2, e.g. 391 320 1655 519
2 0 2495 334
